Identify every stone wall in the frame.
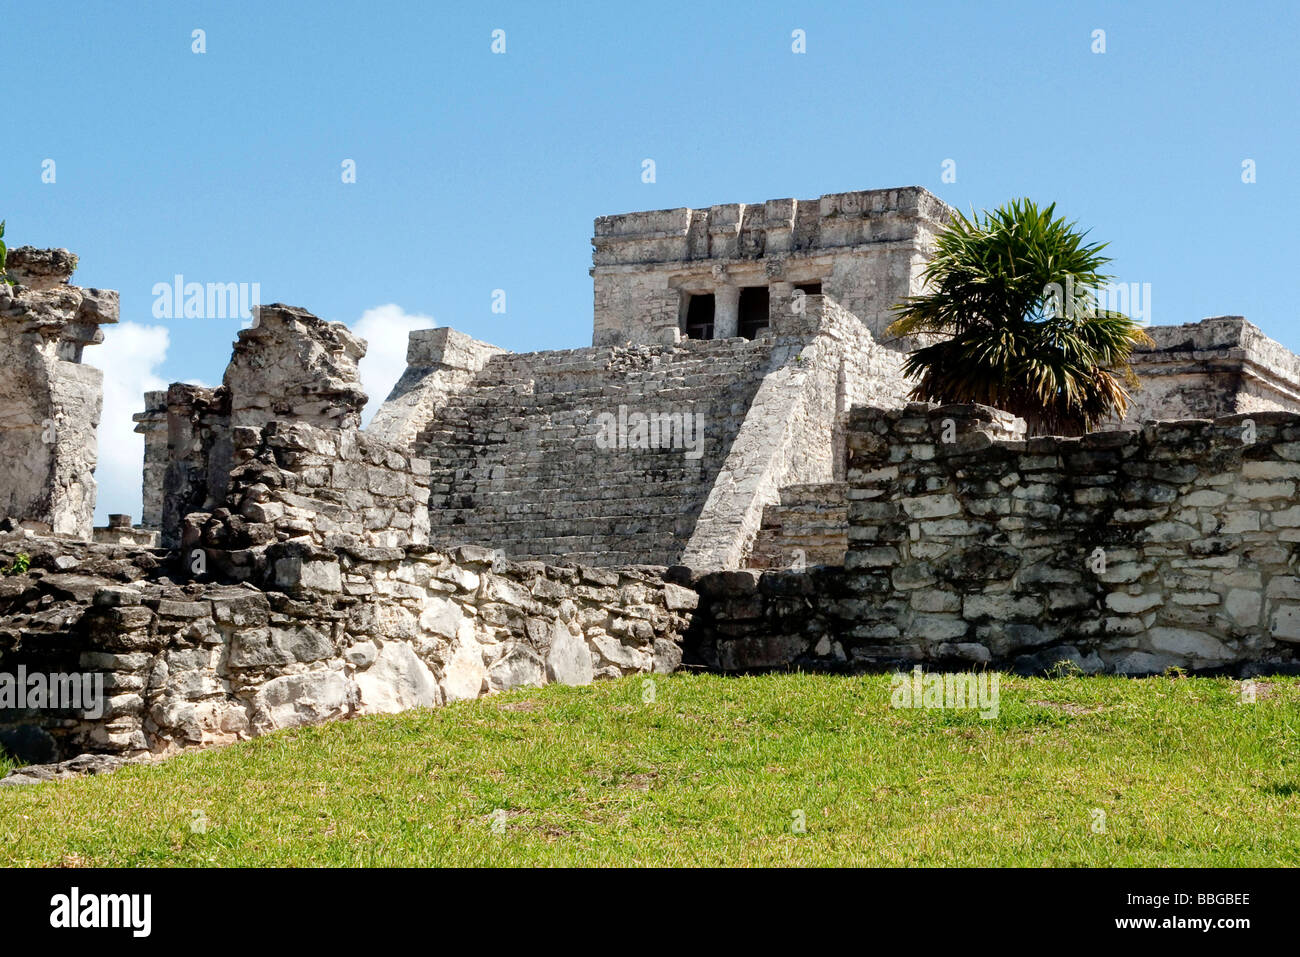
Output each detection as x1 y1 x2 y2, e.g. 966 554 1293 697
0 248 117 540
1116 316 1300 426
182 419 432 582
686 402 1300 676
591 186 951 347
747 482 848 570
745 315 1300 570
0 532 693 763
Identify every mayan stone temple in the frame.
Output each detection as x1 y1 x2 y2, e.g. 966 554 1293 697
4 185 1300 774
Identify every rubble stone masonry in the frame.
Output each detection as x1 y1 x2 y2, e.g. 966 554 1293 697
0 533 693 764
689 403 1300 676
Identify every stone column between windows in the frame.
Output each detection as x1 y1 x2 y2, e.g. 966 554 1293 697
768 281 793 335
714 284 739 339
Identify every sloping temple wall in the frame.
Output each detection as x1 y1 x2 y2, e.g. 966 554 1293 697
368 294 914 569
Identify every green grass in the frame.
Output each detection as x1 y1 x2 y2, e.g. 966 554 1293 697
1 672 1297 866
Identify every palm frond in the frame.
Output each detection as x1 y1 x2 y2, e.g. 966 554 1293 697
888 199 1146 435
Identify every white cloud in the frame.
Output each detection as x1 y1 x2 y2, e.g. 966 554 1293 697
88 322 170 526
351 304 437 426
80 306 430 529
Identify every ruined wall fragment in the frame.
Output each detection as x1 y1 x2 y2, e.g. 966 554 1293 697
224 303 367 431
151 303 435 575
0 533 692 764
0 247 117 540
157 384 231 549
132 390 168 529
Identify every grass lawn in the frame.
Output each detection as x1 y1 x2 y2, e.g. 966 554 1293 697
0 672 1297 867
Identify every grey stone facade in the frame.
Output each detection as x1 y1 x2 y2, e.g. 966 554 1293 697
1118 316 1300 425
591 186 951 347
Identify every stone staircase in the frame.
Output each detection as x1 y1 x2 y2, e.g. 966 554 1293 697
747 481 849 569
413 339 778 566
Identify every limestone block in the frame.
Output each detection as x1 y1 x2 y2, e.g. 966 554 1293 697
486 645 546 691
229 624 333 669
591 633 652 672
547 618 594 685
418 596 465 639
441 625 486 701
1269 605 1300 643
251 671 354 733
273 555 342 593
1104 592 1164 614
356 642 441 714
1146 627 1233 661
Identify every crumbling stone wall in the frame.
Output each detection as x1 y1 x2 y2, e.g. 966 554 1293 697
226 303 368 431
687 403 1300 676
748 315 1300 570
0 532 693 763
144 294 416 548
154 304 436 579
0 248 117 540
182 419 432 581
368 327 507 449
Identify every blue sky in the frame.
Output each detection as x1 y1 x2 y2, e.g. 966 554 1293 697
4 0 1297 521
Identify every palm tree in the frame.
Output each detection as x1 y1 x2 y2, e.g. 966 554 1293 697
887 199 1151 435
0 221 11 286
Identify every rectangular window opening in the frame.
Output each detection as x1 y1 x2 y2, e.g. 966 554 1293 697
684 293 715 340
738 286 770 340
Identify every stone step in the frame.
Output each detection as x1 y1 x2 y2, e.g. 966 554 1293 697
411 337 779 565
